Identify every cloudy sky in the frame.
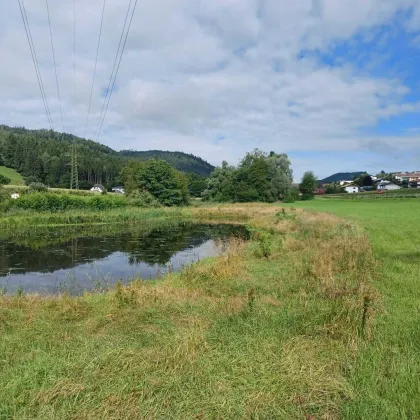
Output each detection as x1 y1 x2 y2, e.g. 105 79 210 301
2 0 420 179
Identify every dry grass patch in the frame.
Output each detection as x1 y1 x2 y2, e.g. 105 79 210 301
35 380 86 405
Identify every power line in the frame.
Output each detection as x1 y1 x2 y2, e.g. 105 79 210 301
94 0 133 140
95 0 138 141
45 0 64 131
83 0 106 138
21 0 54 129
17 0 53 129
73 0 76 134
70 0 79 189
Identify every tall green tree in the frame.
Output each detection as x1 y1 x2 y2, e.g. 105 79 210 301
121 159 189 206
202 161 236 202
267 152 293 198
299 171 317 200
187 173 208 197
234 150 272 202
362 175 373 187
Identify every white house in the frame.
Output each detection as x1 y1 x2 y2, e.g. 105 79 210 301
90 184 106 193
345 185 359 193
339 180 353 186
377 182 401 191
11 193 20 200
112 186 125 195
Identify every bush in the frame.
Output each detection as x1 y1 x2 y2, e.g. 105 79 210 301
24 176 41 186
127 190 161 208
283 187 299 203
0 174 11 185
300 193 314 201
48 188 95 197
28 182 48 193
249 229 276 258
10 193 127 212
0 186 12 210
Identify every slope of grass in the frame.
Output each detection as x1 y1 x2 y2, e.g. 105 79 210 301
0 205 375 419
0 166 24 185
288 199 420 418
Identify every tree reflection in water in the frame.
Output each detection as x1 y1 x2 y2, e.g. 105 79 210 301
0 222 248 294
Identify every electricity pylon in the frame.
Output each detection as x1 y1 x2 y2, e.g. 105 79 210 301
70 143 79 190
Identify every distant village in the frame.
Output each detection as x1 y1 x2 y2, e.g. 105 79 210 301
315 172 420 195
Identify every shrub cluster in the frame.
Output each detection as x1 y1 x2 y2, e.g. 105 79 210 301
5 193 127 212
127 190 161 208
28 182 48 193
0 174 11 185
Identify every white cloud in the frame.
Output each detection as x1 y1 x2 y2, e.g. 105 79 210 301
1 0 420 178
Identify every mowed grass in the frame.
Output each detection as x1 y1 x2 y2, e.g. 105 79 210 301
288 199 420 418
0 205 376 419
0 166 24 185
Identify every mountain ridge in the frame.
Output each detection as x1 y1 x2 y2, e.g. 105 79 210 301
0 125 215 188
119 150 214 177
318 171 366 184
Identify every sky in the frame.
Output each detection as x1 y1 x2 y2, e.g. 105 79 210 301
1 0 420 180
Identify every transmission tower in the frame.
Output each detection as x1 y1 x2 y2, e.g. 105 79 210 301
70 143 79 190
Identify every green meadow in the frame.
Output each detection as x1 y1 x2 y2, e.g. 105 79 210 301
0 166 24 185
289 199 420 418
0 201 418 418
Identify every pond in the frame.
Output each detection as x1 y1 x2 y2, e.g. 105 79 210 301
0 222 248 295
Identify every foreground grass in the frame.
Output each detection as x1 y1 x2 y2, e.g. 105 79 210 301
0 205 375 418
0 166 24 185
288 199 420 418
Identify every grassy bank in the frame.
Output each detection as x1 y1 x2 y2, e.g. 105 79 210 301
0 166 24 185
0 205 376 418
288 199 420 418
0 207 188 229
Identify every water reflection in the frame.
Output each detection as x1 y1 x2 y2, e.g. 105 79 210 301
0 222 247 295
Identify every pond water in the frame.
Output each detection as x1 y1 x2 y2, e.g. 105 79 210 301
0 222 247 295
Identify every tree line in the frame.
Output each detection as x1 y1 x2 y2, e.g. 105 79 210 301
0 125 322 204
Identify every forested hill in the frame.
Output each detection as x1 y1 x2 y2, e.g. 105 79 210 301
120 150 214 177
319 171 365 184
0 125 214 188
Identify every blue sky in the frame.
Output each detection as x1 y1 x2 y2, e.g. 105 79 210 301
1 0 420 180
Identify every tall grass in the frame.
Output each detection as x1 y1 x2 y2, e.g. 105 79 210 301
3 193 127 212
3 184 97 195
0 204 378 418
287 199 420 418
0 207 187 229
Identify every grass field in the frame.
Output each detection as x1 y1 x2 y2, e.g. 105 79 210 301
0 166 24 185
0 202 418 418
323 189 420 199
288 199 420 418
